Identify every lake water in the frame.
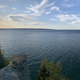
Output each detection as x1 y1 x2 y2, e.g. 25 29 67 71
0 29 80 80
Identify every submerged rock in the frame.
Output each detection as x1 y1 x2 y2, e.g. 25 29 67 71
0 54 30 80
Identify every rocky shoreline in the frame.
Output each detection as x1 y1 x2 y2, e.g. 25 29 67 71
0 54 30 80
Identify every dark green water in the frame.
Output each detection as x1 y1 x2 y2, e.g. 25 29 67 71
0 29 80 80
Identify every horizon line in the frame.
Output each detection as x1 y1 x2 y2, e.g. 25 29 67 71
0 28 80 30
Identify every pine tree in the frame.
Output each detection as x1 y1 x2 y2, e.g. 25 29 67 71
39 58 70 80
38 64 50 80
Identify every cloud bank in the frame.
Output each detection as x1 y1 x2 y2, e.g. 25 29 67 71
8 14 37 21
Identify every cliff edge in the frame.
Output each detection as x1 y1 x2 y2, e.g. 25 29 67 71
0 54 30 80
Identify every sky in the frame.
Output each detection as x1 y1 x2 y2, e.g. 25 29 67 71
0 0 80 29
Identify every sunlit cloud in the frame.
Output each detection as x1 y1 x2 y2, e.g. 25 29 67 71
30 22 44 25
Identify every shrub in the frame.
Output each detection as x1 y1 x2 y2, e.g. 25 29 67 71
0 44 10 69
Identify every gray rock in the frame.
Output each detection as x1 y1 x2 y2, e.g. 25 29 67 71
0 54 30 80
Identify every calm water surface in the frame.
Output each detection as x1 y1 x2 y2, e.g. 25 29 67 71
0 29 80 80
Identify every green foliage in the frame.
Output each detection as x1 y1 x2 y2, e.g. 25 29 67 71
0 44 10 69
38 64 50 80
38 58 69 80
0 44 6 69
4 56 11 66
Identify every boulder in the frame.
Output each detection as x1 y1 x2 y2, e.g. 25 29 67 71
0 54 30 80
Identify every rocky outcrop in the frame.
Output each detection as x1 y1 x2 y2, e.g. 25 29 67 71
0 54 30 80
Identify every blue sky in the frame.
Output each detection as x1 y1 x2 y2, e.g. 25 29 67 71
0 0 80 29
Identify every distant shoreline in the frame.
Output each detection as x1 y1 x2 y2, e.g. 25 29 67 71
0 28 55 30
0 28 80 31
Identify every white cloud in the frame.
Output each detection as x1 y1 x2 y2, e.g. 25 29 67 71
7 14 37 21
0 5 6 8
23 11 31 13
71 19 80 25
62 3 75 7
50 6 59 11
55 14 80 26
30 22 44 25
12 7 16 10
27 0 54 14
50 19 57 20
46 12 51 14
55 14 78 21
